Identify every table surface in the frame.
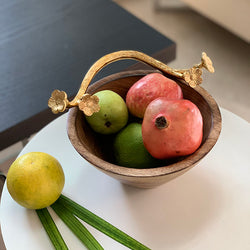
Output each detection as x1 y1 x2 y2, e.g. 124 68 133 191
0 0 176 150
1 108 250 250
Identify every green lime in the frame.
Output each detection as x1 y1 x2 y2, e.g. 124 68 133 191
85 90 128 134
113 123 158 169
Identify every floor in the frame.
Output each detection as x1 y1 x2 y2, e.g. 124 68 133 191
1 0 250 180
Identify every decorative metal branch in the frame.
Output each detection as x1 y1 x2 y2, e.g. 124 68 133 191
48 50 214 115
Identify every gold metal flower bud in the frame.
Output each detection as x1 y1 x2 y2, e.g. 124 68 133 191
78 94 100 116
48 90 69 114
201 52 215 73
183 67 203 88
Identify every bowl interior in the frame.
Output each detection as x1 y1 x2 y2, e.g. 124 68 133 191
67 70 221 177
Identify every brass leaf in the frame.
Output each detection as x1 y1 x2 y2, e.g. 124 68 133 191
201 52 215 73
48 90 68 114
79 94 100 116
183 67 203 87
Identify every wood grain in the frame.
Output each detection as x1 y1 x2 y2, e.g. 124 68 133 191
67 70 221 188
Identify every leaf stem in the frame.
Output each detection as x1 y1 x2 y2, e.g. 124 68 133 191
51 202 103 250
57 195 151 250
36 208 68 250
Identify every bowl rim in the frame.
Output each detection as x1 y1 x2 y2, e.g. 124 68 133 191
67 70 222 178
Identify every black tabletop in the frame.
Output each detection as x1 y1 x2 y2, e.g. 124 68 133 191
0 0 176 150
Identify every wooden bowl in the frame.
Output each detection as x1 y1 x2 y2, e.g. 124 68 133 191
67 70 221 188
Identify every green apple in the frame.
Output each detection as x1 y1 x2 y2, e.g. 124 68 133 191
85 90 128 134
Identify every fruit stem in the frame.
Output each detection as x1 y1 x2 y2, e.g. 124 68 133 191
155 116 168 129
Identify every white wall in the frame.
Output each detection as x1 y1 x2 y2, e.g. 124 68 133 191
182 0 250 43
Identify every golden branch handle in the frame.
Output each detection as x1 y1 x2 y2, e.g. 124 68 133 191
48 50 214 115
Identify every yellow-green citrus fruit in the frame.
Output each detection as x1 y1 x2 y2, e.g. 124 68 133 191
85 90 128 134
7 152 65 209
113 123 159 169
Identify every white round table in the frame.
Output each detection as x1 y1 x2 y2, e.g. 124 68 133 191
1 108 250 250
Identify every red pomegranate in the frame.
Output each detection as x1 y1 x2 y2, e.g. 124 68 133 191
126 73 183 118
142 98 203 159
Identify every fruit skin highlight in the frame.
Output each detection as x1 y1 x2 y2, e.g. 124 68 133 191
142 98 203 159
126 73 183 118
86 90 128 134
7 152 65 209
113 123 159 169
